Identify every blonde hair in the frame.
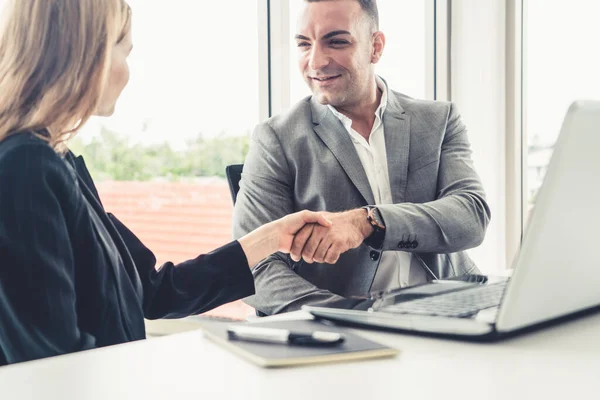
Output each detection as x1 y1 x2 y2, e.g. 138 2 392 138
0 0 131 150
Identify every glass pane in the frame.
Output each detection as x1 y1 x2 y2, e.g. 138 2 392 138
73 0 259 319
288 0 428 104
524 0 600 221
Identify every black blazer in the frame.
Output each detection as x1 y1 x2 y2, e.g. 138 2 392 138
0 133 254 366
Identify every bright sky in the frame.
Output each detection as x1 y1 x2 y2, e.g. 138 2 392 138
526 0 600 145
99 0 427 149
82 0 260 148
0 0 598 149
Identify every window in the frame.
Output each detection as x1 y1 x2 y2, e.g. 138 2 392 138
288 0 430 105
371 0 428 99
524 0 600 222
1 0 436 319
73 0 260 318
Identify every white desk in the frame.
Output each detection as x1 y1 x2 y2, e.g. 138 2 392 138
1 311 599 400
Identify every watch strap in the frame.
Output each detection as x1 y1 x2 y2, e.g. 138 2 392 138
362 206 385 249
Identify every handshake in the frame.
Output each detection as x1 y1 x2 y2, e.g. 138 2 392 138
273 209 375 265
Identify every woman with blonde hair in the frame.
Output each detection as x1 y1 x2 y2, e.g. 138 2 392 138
0 0 331 366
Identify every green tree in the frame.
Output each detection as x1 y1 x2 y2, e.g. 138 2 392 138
69 126 250 181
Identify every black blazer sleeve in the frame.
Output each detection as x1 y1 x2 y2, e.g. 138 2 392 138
70 151 256 320
0 144 96 365
107 214 255 319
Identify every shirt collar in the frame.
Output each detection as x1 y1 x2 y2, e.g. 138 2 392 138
327 76 388 125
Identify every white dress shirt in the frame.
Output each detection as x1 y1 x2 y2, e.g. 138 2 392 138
327 78 428 292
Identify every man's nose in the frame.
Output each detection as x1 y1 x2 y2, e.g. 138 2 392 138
308 45 329 71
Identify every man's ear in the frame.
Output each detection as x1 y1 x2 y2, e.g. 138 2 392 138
371 31 386 64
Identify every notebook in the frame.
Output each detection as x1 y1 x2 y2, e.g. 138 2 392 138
198 318 399 368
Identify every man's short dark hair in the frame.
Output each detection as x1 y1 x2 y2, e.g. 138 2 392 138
306 0 379 31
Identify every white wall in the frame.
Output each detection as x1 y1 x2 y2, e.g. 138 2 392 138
451 0 507 274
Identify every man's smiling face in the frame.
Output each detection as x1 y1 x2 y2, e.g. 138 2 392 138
295 0 379 108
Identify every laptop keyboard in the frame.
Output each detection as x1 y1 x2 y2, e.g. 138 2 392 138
379 281 507 318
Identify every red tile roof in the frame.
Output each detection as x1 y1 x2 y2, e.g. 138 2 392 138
96 180 254 320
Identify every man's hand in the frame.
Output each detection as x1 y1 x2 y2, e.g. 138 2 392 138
290 209 374 264
276 210 333 254
238 210 333 269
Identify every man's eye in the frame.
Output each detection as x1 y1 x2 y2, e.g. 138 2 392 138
330 40 349 46
297 42 310 47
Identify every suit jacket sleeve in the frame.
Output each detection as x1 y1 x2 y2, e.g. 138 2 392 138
0 144 96 365
107 215 255 319
232 123 345 315
377 103 491 252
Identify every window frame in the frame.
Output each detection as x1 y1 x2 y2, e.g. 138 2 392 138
505 0 525 269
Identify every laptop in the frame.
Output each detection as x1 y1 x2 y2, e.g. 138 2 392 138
303 100 600 340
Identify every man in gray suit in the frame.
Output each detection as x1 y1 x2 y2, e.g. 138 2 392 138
233 0 491 315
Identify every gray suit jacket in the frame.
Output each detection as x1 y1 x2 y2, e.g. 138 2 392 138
233 88 491 315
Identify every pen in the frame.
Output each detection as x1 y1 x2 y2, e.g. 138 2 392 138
227 325 345 346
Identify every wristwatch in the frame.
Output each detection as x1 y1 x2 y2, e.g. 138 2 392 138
361 205 386 249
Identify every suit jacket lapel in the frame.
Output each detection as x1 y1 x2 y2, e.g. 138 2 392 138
72 154 102 203
66 153 144 304
383 93 411 203
310 98 376 205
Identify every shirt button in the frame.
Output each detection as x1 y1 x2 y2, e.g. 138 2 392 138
370 250 380 261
